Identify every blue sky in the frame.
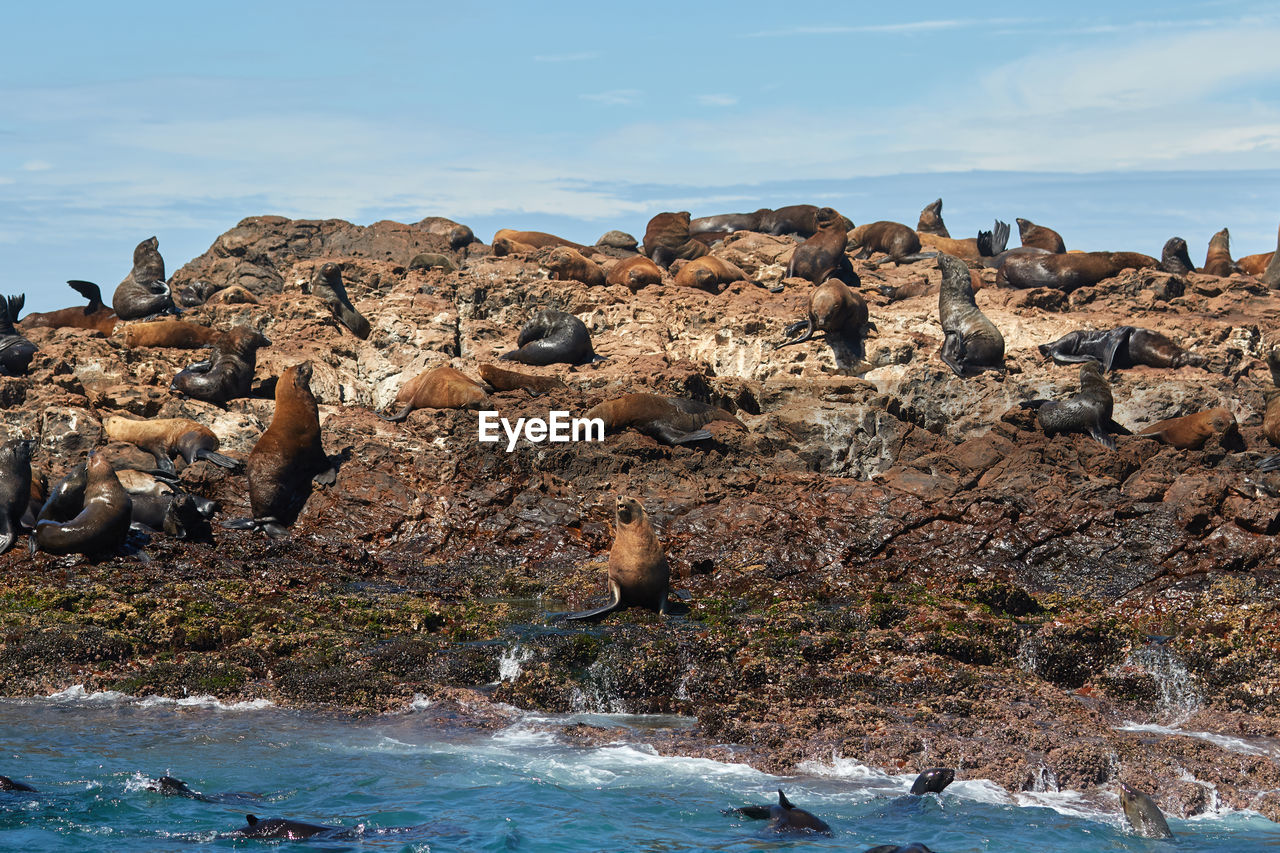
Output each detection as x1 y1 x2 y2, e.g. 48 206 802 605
3 1 1279 313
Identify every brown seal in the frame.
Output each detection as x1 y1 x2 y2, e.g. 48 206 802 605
33 452 132 557
479 363 566 394
123 319 223 349
170 325 271 404
997 251 1158 291
377 366 487 422
417 216 475 250
19 281 118 334
642 212 709 268
543 247 606 287
1138 407 1239 450
112 236 176 320
1022 361 1128 449
225 361 334 537
308 263 370 339
777 279 870 349
672 256 748 292
1238 251 1274 276
937 253 1004 377
1159 237 1196 274
757 205 837 238
849 221 923 261
605 255 664 291
563 495 672 621
103 416 241 474
918 232 980 262
585 393 743 444
1263 346 1280 448
0 438 33 554
492 236 538 256
1119 782 1173 839
1202 227 1234 276
916 198 949 237
492 229 587 251
1016 218 1066 253
785 207 857 285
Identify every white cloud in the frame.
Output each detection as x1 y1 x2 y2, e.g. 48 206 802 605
742 20 965 37
21 160 51 171
695 94 738 107
579 89 641 105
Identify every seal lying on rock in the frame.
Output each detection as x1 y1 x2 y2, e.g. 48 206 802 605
586 393 743 445
1016 217 1066 253
776 279 870 350
113 237 176 320
170 326 271 404
123 319 223 349
1021 361 1129 449
1038 326 1203 371
909 767 954 795
864 845 935 853
378 366 487 421
998 251 1159 291
0 439 33 554
0 295 36 377
564 496 672 622
850 221 928 264
543 247 606 287
938 253 1004 377
479 363 565 394
308 263 370 339
19 280 118 334
501 310 601 366
1119 781 1173 839
605 255 663 291
33 452 132 557
730 789 832 835
103 416 240 473
1138 408 1239 451
493 229 587 252
672 256 749 292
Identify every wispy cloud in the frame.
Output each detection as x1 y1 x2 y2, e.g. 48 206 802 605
579 89 641 105
742 19 965 38
695 94 738 107
21 160 52 171
533 51 599 62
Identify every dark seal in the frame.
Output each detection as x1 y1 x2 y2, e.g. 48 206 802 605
730 789 832 835
112 236 176 320
786 207 858 286
1038 326 1202 371
938 253 1004 377
308 263 370 339
229 814 346 840
998 251 1158 291
171 326 271 405
642 211 709 268
0 295 36 377
501 309 600 366
1159 237 1196 274
916 198 949 237
909 767 955 795
776 279 870 350
0 438 33 554
1021 361 1128 449
0 775 37 792
33 452 132 557
1119 781 1173 839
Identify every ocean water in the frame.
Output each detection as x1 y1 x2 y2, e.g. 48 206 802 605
2 690 1278 851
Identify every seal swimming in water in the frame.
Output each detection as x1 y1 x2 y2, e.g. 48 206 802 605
1016 217 1066 253
937 253 1004 377
113 236 176 320
103 416 241 474
1038 326 1203 371
564 496 672 622
605 255 664 291
0 439 34 554
0 775 37 792
229 814 346 840
18 280 118 334
786 206 858 286
0 295 36 377
308 263 370 339
1119 781 1173 838
501 309 601 366
170 326 271 404
909 767 955 795
377 366 487 421
730 789 832 835
1022 361 1128 449
998 251 1158 291
643 211 709 268
1159 237 1196 274
776 278 870 350
1202 227 1234 277
33 452 132 557
543 246 606 287
1138 408 1239 451
586 393 743 445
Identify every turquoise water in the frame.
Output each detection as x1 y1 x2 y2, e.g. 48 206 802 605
2 690 1278 851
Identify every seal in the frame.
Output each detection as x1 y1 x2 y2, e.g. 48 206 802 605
0 775 37 792
170 326 271 405
377 366 487 422
1038 326 1203 371
123 319 223 349
1016 217 1066 253
776 278 870 349
916 198 949 237
33 452 132 557
111 469 214 539
408 252 458 272
1261 345 1280 449
500 309 601 366
1021 361 1128 449
605 255 664 291
689 209 766 236
564 495 672 622
18 280 118 334
417 215 475 250
642 211 709 268
230 815 345 840
492 229 587 252
998 251 1158 291
308 263 370 339
0 295 36 377
543 246 606 287
478 363 566 394
1138 407 1238 450
730 790 832 835
849 221 924 262
103 416 240 474
1159 237 1196 274
672 256 749 292
758 204 836 238
596 230 640 251
1202 227 1234 276
1119 781 1173 839
909 767 955 795
937 253 1004 377
863 845 936 853
112 236 176 320
0 438 33 554
785 206 858 286
1238 251 1275 276
1264 224 1280 288
585 393 744 444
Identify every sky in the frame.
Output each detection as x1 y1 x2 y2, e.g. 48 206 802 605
2 1 1279 314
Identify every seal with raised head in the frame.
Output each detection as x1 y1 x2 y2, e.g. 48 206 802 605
786 207 858 286
18 280 118 334
776 278 869 349
378 366 487 422
938 253 1004 377
170 326 271 405
849 221 924 262
1138 408 1239 451
0 295 36 377
1038 326 1202 371
0 439 33 554
1119 781 1173 839
1202 227 1234 277
731 790 832 835
909 767 955 795
103 416 240 473
1022 361 1128 449
916 198 949 237
672 256 749 292
543 247 606 287
998 251 1158 291
123 319 224 349
564 495 672 622
479 363 566 394
1159 237 1196 274
1016 217 1066 253
0 775 37 792
642 211 709 268
112 236 176 320
308 263 370 339
33 452 132 557
501 309 600 366
585 393 744 445
605 255 664 291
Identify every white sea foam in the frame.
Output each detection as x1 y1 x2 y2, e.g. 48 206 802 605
48 685 130 703
45 685 272 711
496 644 531 682
1118 721 1276 757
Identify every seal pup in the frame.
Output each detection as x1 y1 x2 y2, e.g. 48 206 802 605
225 361 334 538
786 206 858 286
123 319 223 349
642 211 709 268
672 256 749 292
909 767 955 795
1038 327 1203 371
605 255 663 291
0 439 34 554
112 236 176 320
1022 361 1128 449
998 251 1158 291
1160 237 1196 274
501 309 601 366
937 253 1004 377
478 363 565 394
564 496 671 622
103 416 240 474
230 814 345 840
543 246 606 287
0 295 36 377
308 263 370 339
33 452 132 557
1138 408 1239 451
731 789 832 835
849 221 927 263
1119 781 1173 838
378 366 487 421
1016 217 1066 253
18 280 118 334
1202 227 1234 277
0 775 37 792
170 326 271 405
916 198 949 237
776 278 870 351
586 393 743 445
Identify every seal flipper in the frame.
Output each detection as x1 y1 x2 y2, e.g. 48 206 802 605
1259 455 1280 472
650 424 713 445
0 521 14 555
221 517 257 530
776 318 815 349
193 449 241 470
67 280 104 313
777 789 795 810
1101 326 1134 372
939 331 968 377
563 579 624 623
152 453 177 475
376 405 412 423
733 805 773 820
1089 425 1118 450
